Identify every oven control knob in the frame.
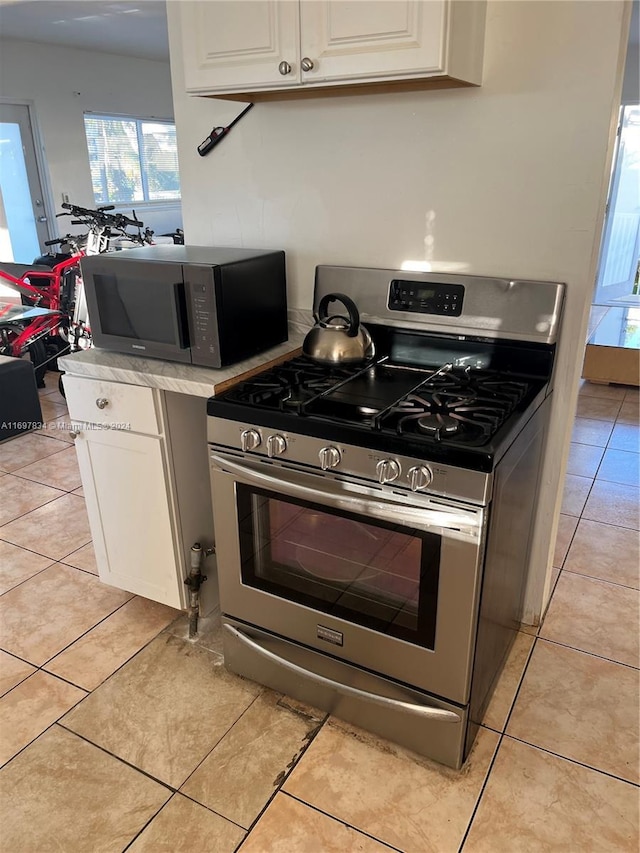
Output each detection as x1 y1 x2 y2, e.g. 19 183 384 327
376 459 401 484
267 434 287 457
319 446 341 470
240 429 261 452
408 465 433 492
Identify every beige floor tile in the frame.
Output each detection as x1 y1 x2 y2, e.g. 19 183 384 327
0 670 85 766
41 386 67 408
0 539 54 594
566 442 605 478
578 381 627 401
38 411 74 441
61 540 97 574
45 596 180 690
240 792 392 853
564 519 640 588
0 433 67 473
0 563 131 666
552 514 578 568
609 422 640 453
0 650 36 697
183 690 324 828
507 640 639 784
597 447 640 487
62 633 262 788
283 719 499 853
13 445 81 491
618 401 640 424
38 398 67 423
625 387 639 404
583 480 640 530
482 632 535 732
541 572 639 667
0 473 64 527
464 737 639 852
576 396 621 422
571 417 614 447
73 485 85 498
0 725 170 852
128 794 245 853
0 493 91 559
560 473 592 517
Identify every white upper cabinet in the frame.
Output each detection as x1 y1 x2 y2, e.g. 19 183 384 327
179 0 486 99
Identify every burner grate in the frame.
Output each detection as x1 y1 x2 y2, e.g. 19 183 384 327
379 372 530 445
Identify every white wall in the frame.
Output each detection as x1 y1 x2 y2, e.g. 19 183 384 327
0 39 182 236
167 0 630 623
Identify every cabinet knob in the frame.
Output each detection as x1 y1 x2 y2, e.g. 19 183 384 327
301 57 315 72
95 398 109 409
69 430 79 440
278 60 292 76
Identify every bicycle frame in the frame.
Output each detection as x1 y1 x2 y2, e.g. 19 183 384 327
0 254 85 358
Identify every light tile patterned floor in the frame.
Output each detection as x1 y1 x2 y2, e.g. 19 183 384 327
0 377 638 851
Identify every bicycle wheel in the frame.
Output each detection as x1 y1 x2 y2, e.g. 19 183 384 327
0 322 48 388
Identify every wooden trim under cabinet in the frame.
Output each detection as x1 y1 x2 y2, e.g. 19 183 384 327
203 76 477 103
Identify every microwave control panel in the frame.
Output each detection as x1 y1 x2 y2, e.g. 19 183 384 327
388 280 465 317
186 267 221 367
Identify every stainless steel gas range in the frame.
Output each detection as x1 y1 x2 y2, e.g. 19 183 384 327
207 266 564 769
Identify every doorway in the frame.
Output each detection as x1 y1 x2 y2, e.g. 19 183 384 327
594 104 640 307
0 103 50 263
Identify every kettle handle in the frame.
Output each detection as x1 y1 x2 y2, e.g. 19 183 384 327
317 293 360 338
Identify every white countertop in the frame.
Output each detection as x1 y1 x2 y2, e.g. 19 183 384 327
58 326 308 398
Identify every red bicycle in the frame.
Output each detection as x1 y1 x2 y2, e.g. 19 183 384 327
0 252 85 388
0 203 150 388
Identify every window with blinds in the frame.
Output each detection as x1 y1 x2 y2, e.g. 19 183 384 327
84 115 181 205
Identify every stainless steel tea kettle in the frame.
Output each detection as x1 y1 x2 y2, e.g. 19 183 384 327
303 292 375 364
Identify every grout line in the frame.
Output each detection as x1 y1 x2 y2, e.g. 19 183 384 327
534 636 640 671
55 722 178 792
502 733 640 789
562 566 640 591
233 711 330 843
274 791 404 853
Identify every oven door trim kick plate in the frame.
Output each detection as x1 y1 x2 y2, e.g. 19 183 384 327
224 623 460 722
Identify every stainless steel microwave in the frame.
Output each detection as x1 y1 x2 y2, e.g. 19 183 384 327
80 245 288 368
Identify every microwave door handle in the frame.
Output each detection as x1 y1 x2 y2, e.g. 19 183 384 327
173 280 189 349
224 624 461 723
210 453 482 541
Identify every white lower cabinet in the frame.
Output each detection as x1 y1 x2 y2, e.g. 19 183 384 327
63 375 216 613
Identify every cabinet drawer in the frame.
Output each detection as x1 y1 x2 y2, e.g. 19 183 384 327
63 376 160 435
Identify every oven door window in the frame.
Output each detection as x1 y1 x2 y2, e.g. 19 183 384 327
237 486 440 649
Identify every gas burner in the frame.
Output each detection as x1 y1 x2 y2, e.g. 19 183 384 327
417 414 460 437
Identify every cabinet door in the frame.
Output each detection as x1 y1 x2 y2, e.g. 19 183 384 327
299 0 446 83
182 0 301 94
75 427 185 609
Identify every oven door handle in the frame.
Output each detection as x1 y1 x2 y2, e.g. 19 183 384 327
210 452 482 540
224 624 461 723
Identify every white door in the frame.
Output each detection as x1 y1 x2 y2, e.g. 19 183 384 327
299 0 446 83
594 104 640 305
74 427 186 609
0 104 50 262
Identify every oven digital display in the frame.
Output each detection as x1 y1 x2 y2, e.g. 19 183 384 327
388 279 464 316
